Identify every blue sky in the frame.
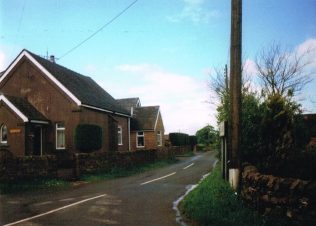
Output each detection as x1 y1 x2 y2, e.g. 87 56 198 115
1 0 316 134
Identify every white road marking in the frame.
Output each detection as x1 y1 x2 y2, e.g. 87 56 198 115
140 172 176 185
33 201 53 206
4 194 106 226
183 163 194 170
59 198 75 202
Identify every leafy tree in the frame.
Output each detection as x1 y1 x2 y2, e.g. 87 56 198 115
196 125 219 147
257 93 302 170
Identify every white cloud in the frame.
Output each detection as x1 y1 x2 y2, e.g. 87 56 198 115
167 0 220 24
0 50 6 71
100 64 216 135
295 39 316 112
295 38 316 70
243 59 257 76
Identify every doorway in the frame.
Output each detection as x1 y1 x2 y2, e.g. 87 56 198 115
32 126 42 155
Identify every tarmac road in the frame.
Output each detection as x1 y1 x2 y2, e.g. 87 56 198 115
0 151 217 226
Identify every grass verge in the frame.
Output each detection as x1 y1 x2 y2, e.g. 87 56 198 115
179 164 264 226
0 158 178 194
81 158 178 182
0 178 69 194
176 151 195 157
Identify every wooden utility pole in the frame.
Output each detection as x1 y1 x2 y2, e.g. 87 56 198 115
229 0 242 191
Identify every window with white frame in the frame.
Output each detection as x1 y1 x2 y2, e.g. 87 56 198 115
56 123 65 149
157 131 162 146
118 126 123 145
137 131 145 147
0 124 8 144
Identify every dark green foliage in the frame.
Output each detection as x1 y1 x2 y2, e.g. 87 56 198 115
257 94 301 172
75 124 102 152
195 125 219 148
169 132 190 146
241 92 263 164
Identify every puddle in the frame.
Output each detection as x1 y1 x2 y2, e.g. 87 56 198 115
173 184 197 226
173 160 218 226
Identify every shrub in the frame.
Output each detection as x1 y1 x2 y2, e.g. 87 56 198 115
75 124 102 152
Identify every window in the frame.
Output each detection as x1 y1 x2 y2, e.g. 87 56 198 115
0 124 8 144
56 123 65 149
118 126 123 145
137 131 145 147
157 131 162 146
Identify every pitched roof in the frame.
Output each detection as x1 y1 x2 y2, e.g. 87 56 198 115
0 49 130 116
131 106 160 131
0 94 49 123
116 98 140 111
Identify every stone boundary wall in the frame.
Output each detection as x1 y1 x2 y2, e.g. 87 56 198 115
74 147 177 176
0 151 57 181
242 163 316 225
0 145 190 181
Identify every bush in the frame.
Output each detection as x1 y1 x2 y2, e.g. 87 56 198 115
169 132 190 146
75 124 102 152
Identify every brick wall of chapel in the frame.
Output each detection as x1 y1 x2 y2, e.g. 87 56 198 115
0 56 128 153
0 103 25 156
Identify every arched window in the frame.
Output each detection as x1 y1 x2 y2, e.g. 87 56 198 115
0 124 8 144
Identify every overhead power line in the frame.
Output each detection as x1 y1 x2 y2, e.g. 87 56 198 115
59 0 138 60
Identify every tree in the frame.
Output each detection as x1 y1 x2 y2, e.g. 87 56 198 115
255 42 314 96
195 125 219 146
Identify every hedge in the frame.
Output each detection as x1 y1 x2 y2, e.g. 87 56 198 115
75 124 102 152
169 132 190 146
189 135 197 146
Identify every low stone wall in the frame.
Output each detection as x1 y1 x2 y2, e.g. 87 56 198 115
74 148 176 176
242 163 316 225
0 151 57 181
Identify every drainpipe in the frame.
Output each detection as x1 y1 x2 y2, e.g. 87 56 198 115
128 118 131 151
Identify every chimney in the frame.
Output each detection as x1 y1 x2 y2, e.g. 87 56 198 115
49 55 55 63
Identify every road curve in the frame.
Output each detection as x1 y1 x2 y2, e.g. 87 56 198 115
1 151 217 226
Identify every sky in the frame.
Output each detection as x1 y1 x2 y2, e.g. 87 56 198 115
0 0 316 135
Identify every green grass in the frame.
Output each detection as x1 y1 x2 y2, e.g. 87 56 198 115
81 158 178 182
176 151 195 157
179 164 264 226
0 178 69 194
0 159 178 194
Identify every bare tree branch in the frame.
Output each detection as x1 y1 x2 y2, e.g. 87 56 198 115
255 42 314 96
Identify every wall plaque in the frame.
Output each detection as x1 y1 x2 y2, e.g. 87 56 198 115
10 129 21 134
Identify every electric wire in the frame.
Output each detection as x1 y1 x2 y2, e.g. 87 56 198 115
58 0 138 60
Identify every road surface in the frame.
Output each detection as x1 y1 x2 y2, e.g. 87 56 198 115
0 151 217 226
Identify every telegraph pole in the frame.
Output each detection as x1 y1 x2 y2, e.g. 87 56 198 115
229 0 242 191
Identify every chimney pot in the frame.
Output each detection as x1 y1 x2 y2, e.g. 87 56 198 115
49 55 55 63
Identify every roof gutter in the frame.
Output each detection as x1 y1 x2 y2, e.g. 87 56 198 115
81 104 131 117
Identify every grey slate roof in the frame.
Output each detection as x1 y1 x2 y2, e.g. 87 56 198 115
131 106 159 131
25 50 130 116
116 98 140 111
4 95 49 122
